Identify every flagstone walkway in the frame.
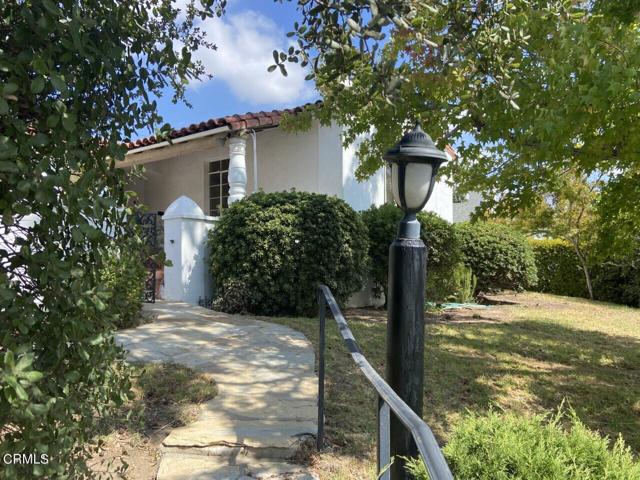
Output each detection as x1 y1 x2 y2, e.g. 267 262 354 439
116 301 319 480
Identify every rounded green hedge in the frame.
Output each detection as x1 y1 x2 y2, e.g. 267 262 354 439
455 222 538 292
529 239 589 298
208 191 369 316
406 408 640 479
593 259 640 307
361 204 461 302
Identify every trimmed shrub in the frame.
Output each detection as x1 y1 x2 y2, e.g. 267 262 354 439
208 191 369 316
529 239 589 298
406 408 640 479
455 222 538 292
361 204 461 302
593 259 640 307
529 238 640 307
361 204 404 298
101 245 148 329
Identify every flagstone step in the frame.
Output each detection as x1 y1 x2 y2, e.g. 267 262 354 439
198 396 317 422
156 453 318 480
163 418 317 450
118 302 319 479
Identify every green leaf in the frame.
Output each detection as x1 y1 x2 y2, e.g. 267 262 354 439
71 228 84 242
50 74 66 93
15 353 34 372
4 350 15 370
3 83 19 95
15 382 29 401
42 0 60 15
28 403 49 416
31 76 46 94
62 112 76 132
30 133 49 147
0 98 9 115
0 160 19 173
22 371 44 383
46 114 59 128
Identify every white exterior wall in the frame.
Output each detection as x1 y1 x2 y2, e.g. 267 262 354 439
453 191 483 223
341 132 386 212
127 121 451 220
126 121 454 307
129 124 327 214
423 180 453 223
162 196 218 304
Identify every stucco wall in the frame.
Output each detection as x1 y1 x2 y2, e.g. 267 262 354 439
127 121 452 222
341 133 386 212
128 123 329 214
134 141 226 214
453 191 483 223
424 180 453 223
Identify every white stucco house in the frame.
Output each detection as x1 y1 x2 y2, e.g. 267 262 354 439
121 102 455 306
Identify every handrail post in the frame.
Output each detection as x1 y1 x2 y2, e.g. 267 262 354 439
377 397 391 480
317 287 326 451
315 285 453 480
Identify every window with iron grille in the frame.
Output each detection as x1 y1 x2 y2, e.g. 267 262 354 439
209 159 229 216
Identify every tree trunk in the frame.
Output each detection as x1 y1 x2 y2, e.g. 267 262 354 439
573 244 594 300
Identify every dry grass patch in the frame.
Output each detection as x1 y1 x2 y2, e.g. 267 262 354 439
270 292 640 479
89 362 217 479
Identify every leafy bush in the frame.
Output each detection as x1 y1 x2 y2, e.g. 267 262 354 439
361 204 404 298
208 191 369 316
529 239 640 307
529 239 589 298
1 0 222 476
593 258 640 307
361 204 461 302
101 244 148 329
455 222 538 292
406 408 640 479
428 263 477 303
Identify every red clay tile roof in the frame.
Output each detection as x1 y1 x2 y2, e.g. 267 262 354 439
125 100 322 150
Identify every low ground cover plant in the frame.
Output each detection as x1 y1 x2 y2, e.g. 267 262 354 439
405 407 640 480
208 191 369 316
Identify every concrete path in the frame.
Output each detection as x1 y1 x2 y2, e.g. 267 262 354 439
116 301 318 480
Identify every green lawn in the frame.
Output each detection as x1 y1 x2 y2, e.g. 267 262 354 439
268 292 640 480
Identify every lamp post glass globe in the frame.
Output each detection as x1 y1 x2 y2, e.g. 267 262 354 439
390 162 434 212
384 122 448 238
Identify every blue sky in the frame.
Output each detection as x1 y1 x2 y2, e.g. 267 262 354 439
148 0 318 137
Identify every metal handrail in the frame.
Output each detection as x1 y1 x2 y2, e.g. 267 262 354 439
316 284 453 480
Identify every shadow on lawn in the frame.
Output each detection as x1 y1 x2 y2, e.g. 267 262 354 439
320 314 640 458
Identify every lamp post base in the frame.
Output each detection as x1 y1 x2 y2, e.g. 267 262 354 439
386 235 426 479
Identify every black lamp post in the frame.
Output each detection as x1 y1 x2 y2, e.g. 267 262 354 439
383 122 448 479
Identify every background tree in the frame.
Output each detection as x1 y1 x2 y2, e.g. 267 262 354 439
0 1 225 477
274 1 640 252
500 173 602 299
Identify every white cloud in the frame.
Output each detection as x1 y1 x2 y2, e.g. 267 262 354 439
192 10 315 106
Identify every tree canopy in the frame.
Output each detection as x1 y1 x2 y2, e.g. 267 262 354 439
275 0 640 251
